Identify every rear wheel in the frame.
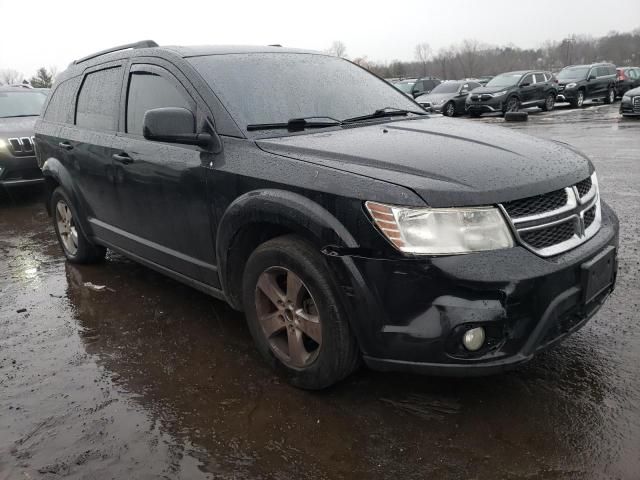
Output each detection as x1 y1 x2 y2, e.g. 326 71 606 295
242 235 360 389
570 90 585 108
503 96 519 114
443 102 456 117
604 87 615 104
541 93 555 112
51 187 106 263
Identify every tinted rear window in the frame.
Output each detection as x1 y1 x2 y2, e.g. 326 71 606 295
188 53 418 130
76 67 122 131
44 78 79 124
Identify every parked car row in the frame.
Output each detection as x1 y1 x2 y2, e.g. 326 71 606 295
396 62 636 118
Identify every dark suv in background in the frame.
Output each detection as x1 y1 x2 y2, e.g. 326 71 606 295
466 70 557 117
0 86 48 188
35 41 619 389
556 63 617 107
616 67 640 98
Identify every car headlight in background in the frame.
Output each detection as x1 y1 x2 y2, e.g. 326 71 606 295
438 99 447 104
491 90 507 97
566 83 577 88
365 201 514 255
622 94 632 102
0 139 7 150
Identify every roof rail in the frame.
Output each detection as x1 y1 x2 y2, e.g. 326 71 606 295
72 40 159 65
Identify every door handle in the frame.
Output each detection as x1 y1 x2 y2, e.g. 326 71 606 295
112 152 134 165
58 141 73 151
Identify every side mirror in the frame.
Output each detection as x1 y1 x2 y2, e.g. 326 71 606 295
588 74 596 81
412 91 422 98
520 82 531 87
460 89 469 95
143 107 212 148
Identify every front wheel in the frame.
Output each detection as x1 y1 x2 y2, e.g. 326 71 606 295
541 93 555 111
503 96 520 114
242 235 360 389
51 187 106 264
443 102 456 117
570 90 585 108
604 87 615 104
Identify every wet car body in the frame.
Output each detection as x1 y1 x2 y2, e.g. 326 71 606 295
466 70 557 116
620 86 640 116
34 43 618 384
616 67 640 98
414 80 481 116
0 87 48 187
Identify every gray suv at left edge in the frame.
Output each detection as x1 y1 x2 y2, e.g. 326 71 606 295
0 86 48 187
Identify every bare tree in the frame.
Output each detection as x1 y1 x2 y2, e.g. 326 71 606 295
0 69 24 85
327 41 347 58
352 56 372 70
457 39 480 78
414 43 431 76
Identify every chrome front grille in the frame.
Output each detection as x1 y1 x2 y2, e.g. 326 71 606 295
7 136 36 156
633 96 640 112
500 173 601 257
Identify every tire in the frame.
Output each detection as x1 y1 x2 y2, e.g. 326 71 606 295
570 90 585 108
242 235 360 389
604 87 615 104
443 101 456 117
541 93 555 112
503 96 519 114
51 187 106 264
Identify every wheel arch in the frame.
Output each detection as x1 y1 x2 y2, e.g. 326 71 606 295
216 189 358 310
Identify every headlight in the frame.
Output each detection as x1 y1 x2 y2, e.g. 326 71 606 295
0 139 7 150
438 99 447 104
566 83 577 88
365 202 514 255
492 90 507 97
622 94 631 102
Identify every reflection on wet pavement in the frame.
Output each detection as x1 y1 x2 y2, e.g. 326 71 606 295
1 104 639 479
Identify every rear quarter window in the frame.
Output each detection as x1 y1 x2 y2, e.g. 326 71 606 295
75 67 122 131
44 77 80 124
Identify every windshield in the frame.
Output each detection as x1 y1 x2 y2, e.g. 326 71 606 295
189 54 419 131
486 74 523 88
430 82 461 94
0 90 47 118
393 81 415 93
557 67 589 80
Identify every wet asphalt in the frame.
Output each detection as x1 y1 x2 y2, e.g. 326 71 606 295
0 103 639 479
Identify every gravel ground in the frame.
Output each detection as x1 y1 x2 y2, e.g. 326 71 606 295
1 102 638 479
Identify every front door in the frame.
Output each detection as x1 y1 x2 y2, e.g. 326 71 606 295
518 73 536 105
108 63 218 285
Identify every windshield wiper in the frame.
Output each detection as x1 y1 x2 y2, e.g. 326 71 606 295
247 116 343 132
0 114 40 118
342 107 427 124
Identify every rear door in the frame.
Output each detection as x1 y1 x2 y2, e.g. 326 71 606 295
533 73 548 102
107 61 218 285
57 63 124 228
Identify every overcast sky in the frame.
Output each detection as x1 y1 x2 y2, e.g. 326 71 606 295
1 0 639 77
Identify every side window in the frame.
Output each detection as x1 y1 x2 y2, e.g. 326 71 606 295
44 77 80 124
630 69 639 80
596 67 608 77
76 67 122 131
413 81 424 92
534 73 546 84
588 68 596 79
126 71 193 136
521 74 534 85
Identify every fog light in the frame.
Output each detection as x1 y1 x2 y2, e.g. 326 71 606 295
462 327 486 351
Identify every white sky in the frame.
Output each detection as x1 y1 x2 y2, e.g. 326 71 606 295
1 0 639 77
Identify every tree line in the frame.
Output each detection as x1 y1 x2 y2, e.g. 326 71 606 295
329 28 640 79
0 67 57 88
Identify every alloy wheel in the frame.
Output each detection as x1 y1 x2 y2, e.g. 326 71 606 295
577 92 584 107
546 95 555 111
255 267 322 368
506 97 519 112
55 199 78 255
445 102 455 117
609 89 615 103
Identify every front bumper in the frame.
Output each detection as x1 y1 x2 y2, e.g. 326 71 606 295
326 202 619 376
556 87 578 103
466 96 506 113
0 154 43 187
620 99 640 116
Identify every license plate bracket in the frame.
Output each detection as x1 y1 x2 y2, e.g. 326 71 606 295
581 246 616 305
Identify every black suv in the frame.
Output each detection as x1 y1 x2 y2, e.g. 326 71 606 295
0 86 48 188
556 63 617 107
35 41 619 389
394 77 441 98
466 70 557 117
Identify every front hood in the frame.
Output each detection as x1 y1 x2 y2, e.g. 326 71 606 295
256 117 592 207
625 86 640 96
470 86 511 95
415 93 453 104
0 116 37 139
